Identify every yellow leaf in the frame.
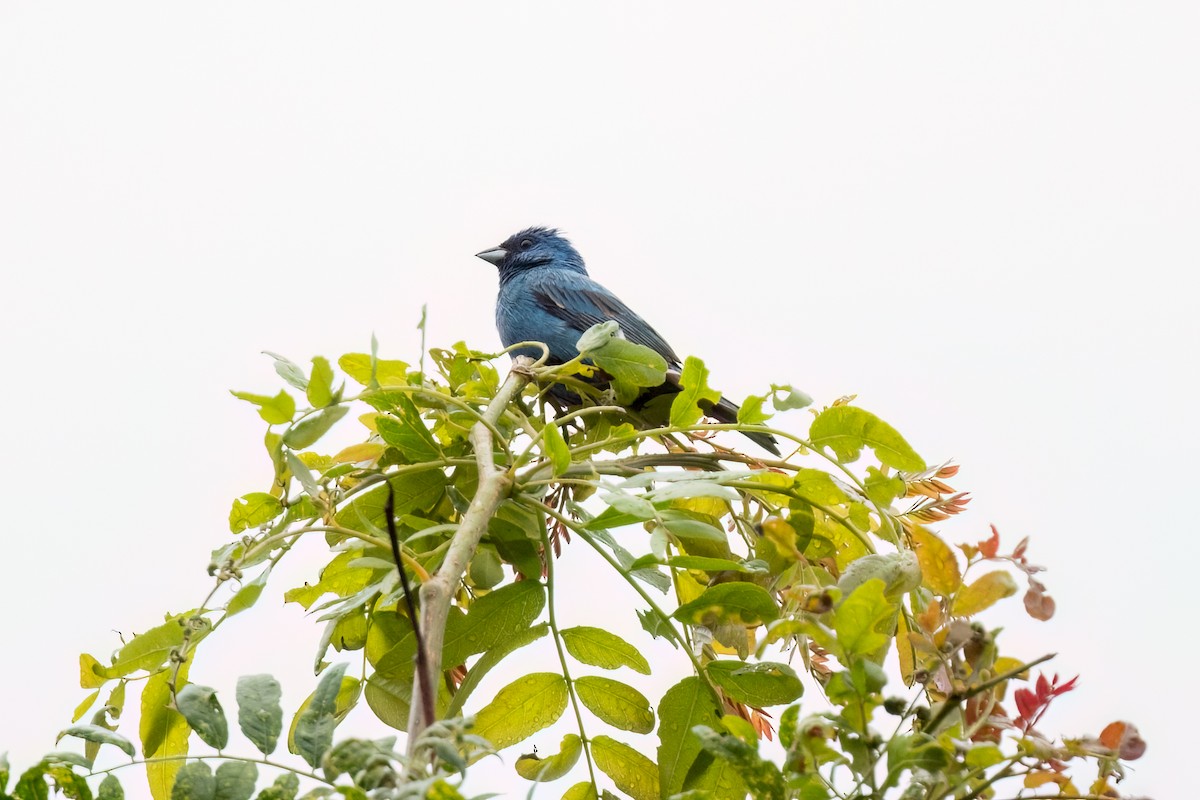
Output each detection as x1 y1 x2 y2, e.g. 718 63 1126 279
514 734 582 781
895 613 916 685
79 653 108 689
670 496 730 519
333 442 386 464
910 525 962 597
72 689 100 722
1025 771 1064 788
473 673 568 749
141 662 190 800
761 517 801 562
952 570 1018 616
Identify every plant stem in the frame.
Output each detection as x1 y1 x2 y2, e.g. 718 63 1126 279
925 652 1056 734
86 752 328 784
539 516 600 791
404 358 533 757
527 498 726 710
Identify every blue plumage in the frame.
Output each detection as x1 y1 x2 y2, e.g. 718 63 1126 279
477 227 779 455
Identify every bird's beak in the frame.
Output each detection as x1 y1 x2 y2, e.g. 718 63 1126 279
475 246 507 266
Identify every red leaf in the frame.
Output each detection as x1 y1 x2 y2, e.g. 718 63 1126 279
1024 588 1056 621
1099 721 1126 749
979 525 1001 558
1013 536 1030 560
1015 688 1038 720
1099 720 1147 760
1051 675 1078 697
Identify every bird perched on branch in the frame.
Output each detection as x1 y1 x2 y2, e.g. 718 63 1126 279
476 227 780 455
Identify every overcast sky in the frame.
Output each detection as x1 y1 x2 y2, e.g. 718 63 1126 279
2 3 1195 797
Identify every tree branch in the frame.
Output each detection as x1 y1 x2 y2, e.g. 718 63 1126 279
404 357 533 757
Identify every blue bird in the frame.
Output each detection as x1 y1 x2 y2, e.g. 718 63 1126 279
476 227 780 456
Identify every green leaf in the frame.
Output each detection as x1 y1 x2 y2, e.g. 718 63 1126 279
213 762 256 800
56 725 135 757
736 394 771 425
952 570 1018 616
446 624 550 718
253 774 299 800
469 546 505 589
791 469 850 506
809 405 924 472
333 471 446 535
109 617 188 677
670 356 722 428
864 467 905 507
771 384 812 410
673 583 779 627
560 627 650 675
283 405 348 449
236 674 282 755
658 512 727 543
541 421 572 477
690 726 782 800
583 501 655 531
910 525 962 597
586 336 668 388
591 735 660 800
13 763 49 800
561 782 598 800
637 608 677 644
705 661 803 707
339 353 409 387
442 581 546 666
657 677 721 799
965 743 1005 768
472 673 568 750
323 739 400 783
487 504 544 580
833 579 896 659
293 663 349 768
306 357 335 408
230 390 296 425
98 775 124 800
375 414 441 463
284 451 322 502
141 664 190 800
667 556 763 574
226 567 271 618
175 684 228 749
363 672 414 732
575 676 654 734
514 734 582 782
886 733 950 780
600 490 657 520
264 352 310 391
838 551 921 599
170 761 214 800
283 550 376 610
576 320 621 352
228 492 283 534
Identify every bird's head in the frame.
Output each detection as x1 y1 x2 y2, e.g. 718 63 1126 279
476 227 588 281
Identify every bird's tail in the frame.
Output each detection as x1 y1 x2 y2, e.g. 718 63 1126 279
702 396 781 457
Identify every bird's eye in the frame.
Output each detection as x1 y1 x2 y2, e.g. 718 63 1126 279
519 239 534 250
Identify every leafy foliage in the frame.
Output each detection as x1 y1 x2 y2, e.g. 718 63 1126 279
2 324 1145 799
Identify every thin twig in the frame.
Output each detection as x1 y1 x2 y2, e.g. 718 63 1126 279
385 483 434 730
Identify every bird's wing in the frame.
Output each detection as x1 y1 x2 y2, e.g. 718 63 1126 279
533 273 681 364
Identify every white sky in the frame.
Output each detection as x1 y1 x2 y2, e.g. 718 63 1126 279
2 3 1196 797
